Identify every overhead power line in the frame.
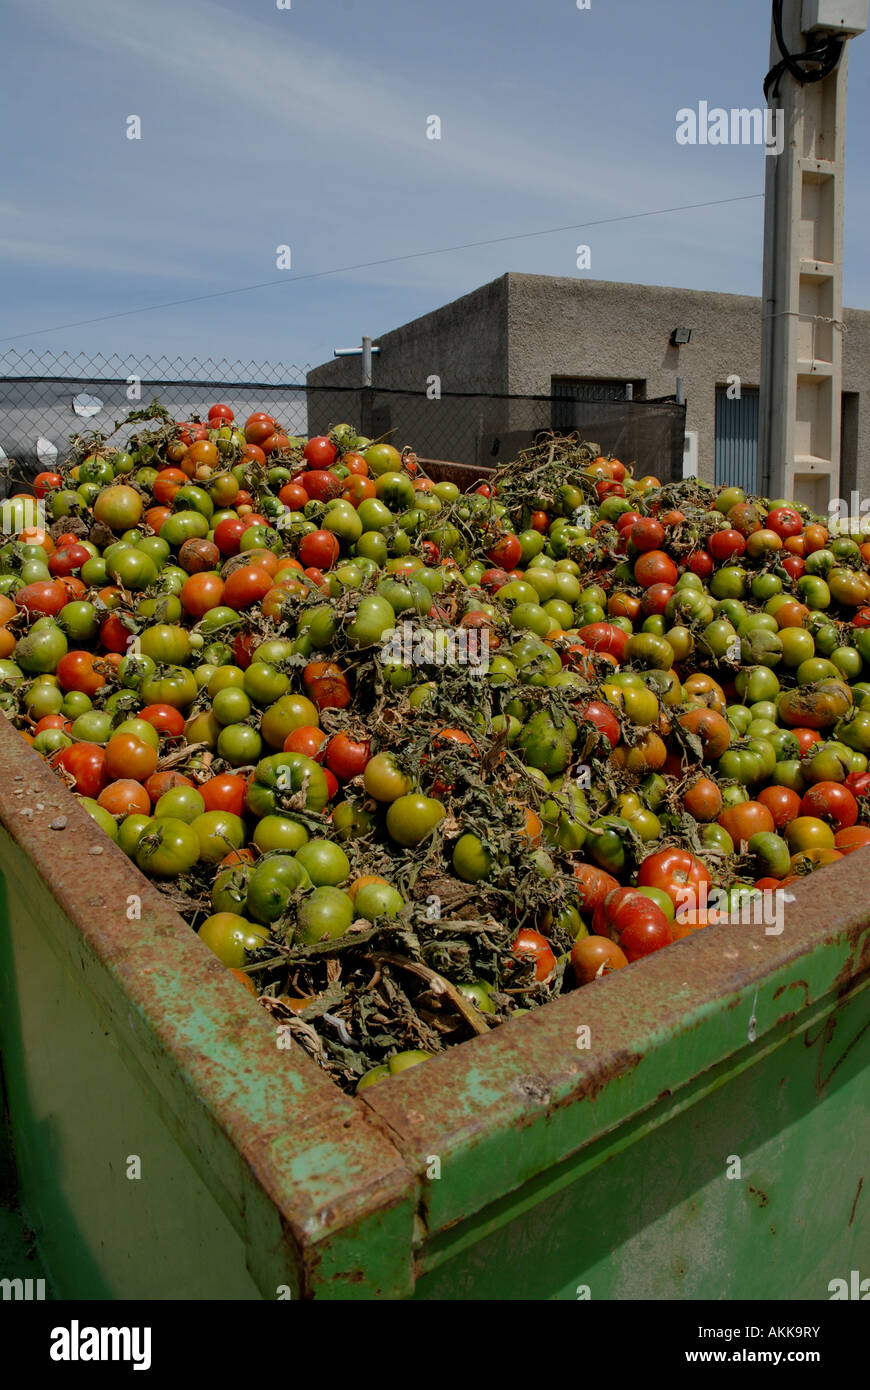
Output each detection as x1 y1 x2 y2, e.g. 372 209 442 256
0 193 764 344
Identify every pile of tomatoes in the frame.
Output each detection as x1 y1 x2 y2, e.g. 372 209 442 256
3 405 870 1088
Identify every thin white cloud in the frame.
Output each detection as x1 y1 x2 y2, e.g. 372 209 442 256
0 236 215 280
22 0 707 214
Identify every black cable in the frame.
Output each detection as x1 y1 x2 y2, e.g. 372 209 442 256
764 0 844 101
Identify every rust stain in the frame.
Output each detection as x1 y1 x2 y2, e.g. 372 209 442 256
811 1013 870 1097
748 1185 769 1208
772 979 809 1007
848 1177 864 1227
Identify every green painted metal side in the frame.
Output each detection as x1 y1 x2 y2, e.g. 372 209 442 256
411 977 869 1299
1 716 869 1300
0 722 417 1300
0 865 262 1299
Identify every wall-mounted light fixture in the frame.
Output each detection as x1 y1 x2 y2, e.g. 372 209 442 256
671 327 693 346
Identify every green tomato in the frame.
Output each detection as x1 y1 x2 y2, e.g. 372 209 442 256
139 666 198 710
16 620 68 674
192 810 246 864
354 881 406 921
252 815 310 854
106 548 158 591
385 794 446 847
245 859 311 925
118 813 154 858
197 913 269 968
160 510 210 547
71 710 114 744
295 838 350 887
295 886 355 944
216 722 262 766
452 833 493 882
136 818 200 877
139 624 190 665
154 786 206 823
57 601 99 642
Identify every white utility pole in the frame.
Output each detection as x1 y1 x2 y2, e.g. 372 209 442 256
759 0 867 509
333 336 381 385
333 337 381 436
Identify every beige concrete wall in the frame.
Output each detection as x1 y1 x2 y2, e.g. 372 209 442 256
307 276 509 396
505 274 758 485
306 272 870 492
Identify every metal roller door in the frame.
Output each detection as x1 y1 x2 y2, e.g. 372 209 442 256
715 385 759 491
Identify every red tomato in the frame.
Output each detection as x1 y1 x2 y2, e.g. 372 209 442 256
798 782 859 832
99 613 136 654
244 413 276 446
302 469 341 503
139 704 186 737
233 631 257 670
52 743 108 798
283 726 328 761
144 770 194 802
298 530 340 571
576 624 629 661
571 936 628 985
222 565 274 610
637 849 711 914
485 533 522 570
56 650 106 695
207 403 234 424
766 506 803 539
780 555 806 580
278 482 309 510
33 471 63 498
639 582 674 617
757 785 801 831
153 467 188 505
343 452 369 476
480 568 510 593
717 801 775 845
688 549 714 578
572 863 620 916
261 432 291 455
630 518 665 552
200 773 248 816
609 899 672 962
214 517 247 556
708 529 747 562
16 581 68 617
34 714 72 734
844 771 870 797
633 550 678 588
304 436 337 467
578 701 621 747
511 929 556 982
326 732 371 780
834 825 870 853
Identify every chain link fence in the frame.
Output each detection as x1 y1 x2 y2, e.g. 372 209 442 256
0 351 312 496
0 349 687 495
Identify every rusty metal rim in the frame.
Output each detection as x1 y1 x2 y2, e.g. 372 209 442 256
359 859 870 1236
3 713 870 1285
0 716 415 1291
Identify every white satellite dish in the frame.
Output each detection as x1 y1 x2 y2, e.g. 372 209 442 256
73 392 104 418
36 437 58 465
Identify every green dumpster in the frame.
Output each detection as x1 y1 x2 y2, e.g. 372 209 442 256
0 716 867 1299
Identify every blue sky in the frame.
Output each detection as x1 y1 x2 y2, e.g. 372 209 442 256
2 0 869 375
